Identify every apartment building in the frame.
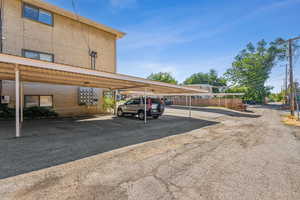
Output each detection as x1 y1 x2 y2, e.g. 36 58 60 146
0 0 125 116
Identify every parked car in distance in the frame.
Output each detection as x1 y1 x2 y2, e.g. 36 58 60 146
117 97 165 120
243 100 256 105
163 98 173 105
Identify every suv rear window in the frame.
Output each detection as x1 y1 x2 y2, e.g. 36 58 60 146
126 98 140 105
140 98 161 104
150 98 161 104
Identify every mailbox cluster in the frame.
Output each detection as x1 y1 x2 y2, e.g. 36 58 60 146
78 87 99 105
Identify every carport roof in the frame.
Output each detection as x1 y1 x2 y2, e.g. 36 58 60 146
0 54 207 94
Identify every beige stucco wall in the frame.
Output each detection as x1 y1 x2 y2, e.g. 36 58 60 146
2 80 104 116
0 0 119 116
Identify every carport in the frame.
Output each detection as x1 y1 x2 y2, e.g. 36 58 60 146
0 53 206 138
119 91 245 119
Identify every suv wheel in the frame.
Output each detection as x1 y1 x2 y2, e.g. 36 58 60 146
138 111 145 120
117 109 123 117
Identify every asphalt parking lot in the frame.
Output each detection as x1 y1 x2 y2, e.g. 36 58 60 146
0 107 223 179
1 106 299 200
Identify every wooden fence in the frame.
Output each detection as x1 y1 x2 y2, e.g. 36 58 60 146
169 96 246 111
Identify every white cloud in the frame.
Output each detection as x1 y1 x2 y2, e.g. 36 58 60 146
142 63 179 76
239 0 300 22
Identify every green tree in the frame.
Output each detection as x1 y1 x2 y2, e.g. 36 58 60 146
268 92 284 102
183 69 227 87
147 72 178 84
225 39 287 104
225 86 248 94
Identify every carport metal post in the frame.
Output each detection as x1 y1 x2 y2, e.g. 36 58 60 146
189 95 192 118
144 88 147 124
15 65 21 138
20 81 24 123
114 89 118 115
186 96 188 107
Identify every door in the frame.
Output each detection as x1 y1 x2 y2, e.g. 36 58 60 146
124 98 140 113
127 98 141 113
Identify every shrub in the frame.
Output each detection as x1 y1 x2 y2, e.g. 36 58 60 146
24 106 58 119
0 104 15 118
0 105 58 119
102 97 115 113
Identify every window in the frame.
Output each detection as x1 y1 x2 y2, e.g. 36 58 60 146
23 4 39 21
39 10 52 25
126 99 140 105
24 96 39 108
126 99 135 105
23 50 54 62
39 53 53 62
23 4 53 25
40 96 53 107
132 99 141 105
25 95 53 108
24 51 39 60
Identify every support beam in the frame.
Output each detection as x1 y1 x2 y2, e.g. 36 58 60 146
285 64 288 105
296 102 299 121
189 95 192 118
15 65 20 138
113 85 149 90
289 40 295 116
144 88 147 124
20 81 24 123
186 96 188 107
185 95 188 117
114 90 118 115
0 80 2 104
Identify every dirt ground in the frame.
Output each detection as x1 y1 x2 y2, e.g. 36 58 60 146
0 105 300 200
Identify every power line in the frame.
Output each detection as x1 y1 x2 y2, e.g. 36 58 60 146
71 0 91 52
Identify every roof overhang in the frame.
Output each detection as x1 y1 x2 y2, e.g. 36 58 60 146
0 54 208 94
120 92 244 96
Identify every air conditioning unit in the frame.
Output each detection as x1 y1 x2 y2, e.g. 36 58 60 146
1 96 10 104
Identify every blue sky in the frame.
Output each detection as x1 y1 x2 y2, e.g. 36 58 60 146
45 0 300 92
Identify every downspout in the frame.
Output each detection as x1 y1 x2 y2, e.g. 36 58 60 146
0 79 2 104
0 0 3 53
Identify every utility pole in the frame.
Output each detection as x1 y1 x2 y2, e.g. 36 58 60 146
285 64 288 105
287 36 300 116
288 39 295 116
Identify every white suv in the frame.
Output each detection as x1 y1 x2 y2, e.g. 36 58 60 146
117 97 165 120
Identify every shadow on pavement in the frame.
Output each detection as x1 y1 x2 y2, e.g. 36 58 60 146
248 104 288 111
170 105 261 118
0 114 218 179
